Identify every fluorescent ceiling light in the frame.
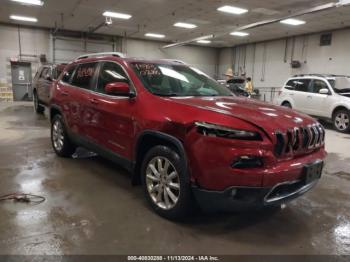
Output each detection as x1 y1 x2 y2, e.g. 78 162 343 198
103 11 132 20
174 22 197 29
10 15 38 22
217 5 248 15
280 18 305 26
145 33 165 38
197 40 211 44
10 0 43 6
230 31 249 37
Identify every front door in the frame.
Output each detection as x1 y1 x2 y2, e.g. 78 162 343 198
86 61 136 160
306 79 333 117
11 62 32 101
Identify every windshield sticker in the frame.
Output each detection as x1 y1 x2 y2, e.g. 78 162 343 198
134 63 161 76
77 66 95 79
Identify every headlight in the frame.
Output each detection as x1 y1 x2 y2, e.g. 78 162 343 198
195 122 262 141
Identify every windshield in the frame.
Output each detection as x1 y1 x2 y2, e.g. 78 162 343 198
131 62 232 97
329 77 350 94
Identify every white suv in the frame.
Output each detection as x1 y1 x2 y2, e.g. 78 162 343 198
276 74 350 133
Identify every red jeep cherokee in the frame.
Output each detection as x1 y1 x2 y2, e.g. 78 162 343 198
49 53 326 219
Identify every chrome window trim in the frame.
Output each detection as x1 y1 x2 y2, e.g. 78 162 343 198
59 59 137 100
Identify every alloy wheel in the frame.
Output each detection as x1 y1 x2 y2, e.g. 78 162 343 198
52 119 64 151
145 156 180 210
335 112 349 131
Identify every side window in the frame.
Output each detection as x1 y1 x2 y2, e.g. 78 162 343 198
70 63 98 89
52 68 58 80
311 80 328 93
294 79 311 92
62 65 76 83
285 80 295 90
40 68 49 79
55 67 64 80
96 62 128 94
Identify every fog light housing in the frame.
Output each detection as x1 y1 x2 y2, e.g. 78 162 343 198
231 156 263 168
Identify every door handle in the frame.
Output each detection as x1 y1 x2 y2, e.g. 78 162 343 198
89 98 99 105
61 91 69 96
307 95 312 98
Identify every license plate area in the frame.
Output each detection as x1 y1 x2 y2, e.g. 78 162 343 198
303 160 323 184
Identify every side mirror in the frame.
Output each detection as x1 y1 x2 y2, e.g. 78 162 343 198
319 88 330 95
105 82 133 97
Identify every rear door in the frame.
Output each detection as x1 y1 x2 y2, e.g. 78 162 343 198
85 61 136 159
306 79 332 117
68 62 99 137
291 78 311 113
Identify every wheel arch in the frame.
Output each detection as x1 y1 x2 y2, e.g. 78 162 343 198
49 105 62 123
132 130 187 186
281 100 293 107
332 105 349 119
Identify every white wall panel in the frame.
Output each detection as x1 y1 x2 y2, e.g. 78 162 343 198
125 38 218 77
218 28 350 89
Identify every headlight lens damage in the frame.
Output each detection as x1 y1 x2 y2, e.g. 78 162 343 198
195 122 262 141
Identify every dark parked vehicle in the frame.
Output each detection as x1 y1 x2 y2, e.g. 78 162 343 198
227 77 249 97
33 63 66 113
49 52 326 220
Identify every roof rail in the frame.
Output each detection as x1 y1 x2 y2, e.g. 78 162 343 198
292 73 350 78
160 59 186 64
76 52 126 60
293 73 327 77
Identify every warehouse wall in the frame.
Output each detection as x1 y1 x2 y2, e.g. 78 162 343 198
0 25 50 98
218 28 350 89
0 24 218 101
124 38 218 78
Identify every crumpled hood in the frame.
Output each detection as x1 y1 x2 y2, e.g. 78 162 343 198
169 96 316 134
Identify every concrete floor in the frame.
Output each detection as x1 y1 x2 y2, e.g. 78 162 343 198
0 102 349 255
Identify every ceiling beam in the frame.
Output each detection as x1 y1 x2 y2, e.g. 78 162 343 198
162 2 341 49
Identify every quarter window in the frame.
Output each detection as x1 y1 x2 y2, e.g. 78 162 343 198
71 63 98 89
96 62 128 94
285 80 295 90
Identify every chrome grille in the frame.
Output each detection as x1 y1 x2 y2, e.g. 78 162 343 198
274 124 325 157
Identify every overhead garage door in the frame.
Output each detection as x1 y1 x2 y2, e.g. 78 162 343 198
53 37 115 64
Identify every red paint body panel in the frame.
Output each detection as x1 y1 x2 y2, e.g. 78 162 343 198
50 56 326 192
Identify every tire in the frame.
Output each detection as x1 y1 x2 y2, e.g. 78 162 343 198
281 101 292 109
333 109 350 133
33 91 44 114
51 114 76 157
141 145 193 220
